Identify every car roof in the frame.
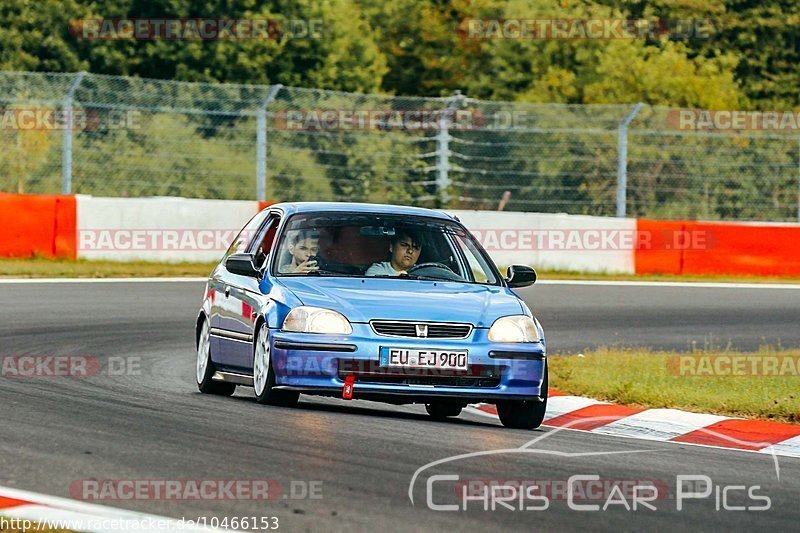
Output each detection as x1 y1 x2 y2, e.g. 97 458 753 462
267 202 457 221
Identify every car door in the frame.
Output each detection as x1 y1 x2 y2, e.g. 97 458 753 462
208 210 270 371
213 212 281 373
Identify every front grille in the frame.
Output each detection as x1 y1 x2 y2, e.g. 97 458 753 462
370 320 472 339
338 361 501 388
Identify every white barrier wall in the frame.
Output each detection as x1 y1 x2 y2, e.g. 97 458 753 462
450 210 636 274
76 196 635 273
76 196 259 262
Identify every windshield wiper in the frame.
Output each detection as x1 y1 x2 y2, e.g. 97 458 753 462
399 273 447 281
303 270 339 276
304 270 360 277
367 273 449 281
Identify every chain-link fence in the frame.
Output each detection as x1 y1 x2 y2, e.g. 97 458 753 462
1 70 798 221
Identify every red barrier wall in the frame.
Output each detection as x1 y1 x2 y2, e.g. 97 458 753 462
2 193 799 276
635 219 685 275
0 193 77 259
636 219 800 276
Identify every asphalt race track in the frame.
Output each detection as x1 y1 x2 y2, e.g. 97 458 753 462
1 280 799 531
521 282 800 352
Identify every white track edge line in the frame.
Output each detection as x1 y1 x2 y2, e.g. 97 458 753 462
537 279 800 289
0 277 798 289
0 278 207 283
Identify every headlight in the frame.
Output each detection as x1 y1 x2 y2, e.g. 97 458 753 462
282 306 352 334
488 315 539 343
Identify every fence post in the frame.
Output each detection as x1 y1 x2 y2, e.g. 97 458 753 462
436 91 465 206
256 84 283 202
616 102 644 218
61 71 87 195
435 112 451 205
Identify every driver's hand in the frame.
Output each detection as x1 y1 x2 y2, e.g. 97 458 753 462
292 259 318 273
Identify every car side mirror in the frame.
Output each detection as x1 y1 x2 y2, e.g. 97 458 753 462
226 253 261 278
506 265 536 288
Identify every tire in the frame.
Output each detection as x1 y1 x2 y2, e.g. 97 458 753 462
425 402 463 420
196 318 236 396
497 364 548 429
253 322 299 407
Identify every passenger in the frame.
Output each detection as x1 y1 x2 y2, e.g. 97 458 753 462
281 229 320 273
365 230 422 276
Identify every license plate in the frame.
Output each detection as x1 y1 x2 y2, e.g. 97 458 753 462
380 347 468 370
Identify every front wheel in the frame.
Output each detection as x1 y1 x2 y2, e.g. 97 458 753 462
196 318 236 396
253 323 299 407
497 365 548 429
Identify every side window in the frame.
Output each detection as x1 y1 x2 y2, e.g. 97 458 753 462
223 211 269 261
249 215 281 268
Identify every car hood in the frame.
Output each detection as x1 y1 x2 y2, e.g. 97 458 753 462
275 277 524 327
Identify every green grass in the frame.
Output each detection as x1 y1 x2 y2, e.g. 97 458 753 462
0 257 215 278
2 257 800 283
549 347 800 423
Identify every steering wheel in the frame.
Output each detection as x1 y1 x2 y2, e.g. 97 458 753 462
407 262 464 281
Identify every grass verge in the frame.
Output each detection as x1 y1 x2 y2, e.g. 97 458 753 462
548 347 800 423
0 257 215 278
2 258 800 283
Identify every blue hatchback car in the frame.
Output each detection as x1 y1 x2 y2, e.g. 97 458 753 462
196 202 547 429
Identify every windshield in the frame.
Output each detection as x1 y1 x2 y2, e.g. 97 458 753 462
273 212 499 285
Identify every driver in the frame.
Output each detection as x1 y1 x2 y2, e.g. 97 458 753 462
280 229 320 273
365 230 422 276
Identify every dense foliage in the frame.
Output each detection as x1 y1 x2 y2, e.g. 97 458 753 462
1 1 798 220
1 0 797 109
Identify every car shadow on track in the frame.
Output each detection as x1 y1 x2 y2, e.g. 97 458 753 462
224 392 507 430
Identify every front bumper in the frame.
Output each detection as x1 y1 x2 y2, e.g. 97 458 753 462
270 323 546 403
